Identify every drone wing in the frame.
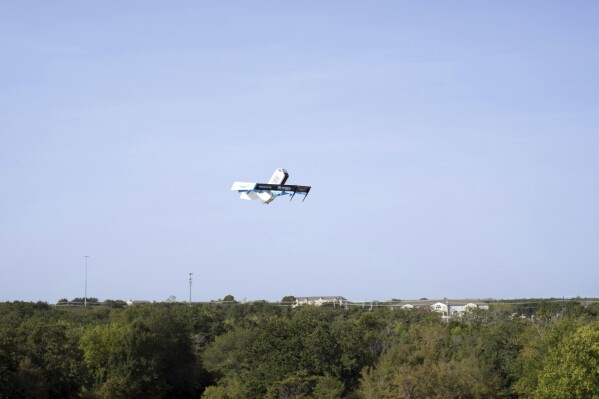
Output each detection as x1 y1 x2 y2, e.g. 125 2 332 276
231 182 258 200
254 183 312 202
231 182 311 203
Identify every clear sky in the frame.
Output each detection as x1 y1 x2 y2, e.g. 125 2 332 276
1 1 598 303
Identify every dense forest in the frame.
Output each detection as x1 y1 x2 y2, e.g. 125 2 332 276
0 299 598 399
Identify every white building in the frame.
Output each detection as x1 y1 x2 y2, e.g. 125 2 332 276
431 302 449 314
294 296 348 308
430 301 488 317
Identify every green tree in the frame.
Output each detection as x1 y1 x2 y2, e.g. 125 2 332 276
0 309 86 399
202 376 248 399
532 321 599 399
360 320 494 399
0 327 20 399
102 299 127 309
20 318 85 398
265 374 313 399
264 374 344 399
72 297 99 304
312 375 344 399
478 319 528 398
513 317 584 398
203 307 356 398
80 307 200 398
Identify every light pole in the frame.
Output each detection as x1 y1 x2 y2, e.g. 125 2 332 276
189 273 193 304
84 255 89 307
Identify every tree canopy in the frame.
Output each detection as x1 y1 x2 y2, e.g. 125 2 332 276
0 299 597 398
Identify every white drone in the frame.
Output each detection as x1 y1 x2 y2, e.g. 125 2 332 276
231 168 311 204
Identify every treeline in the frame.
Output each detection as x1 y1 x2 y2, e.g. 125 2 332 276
0 299 598 398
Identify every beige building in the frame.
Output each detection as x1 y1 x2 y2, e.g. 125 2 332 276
293 296 348 308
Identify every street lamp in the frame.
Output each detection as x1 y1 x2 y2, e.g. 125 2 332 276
189 273 193 304
84 255 89 307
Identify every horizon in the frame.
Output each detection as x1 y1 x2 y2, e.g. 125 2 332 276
9 295 599 306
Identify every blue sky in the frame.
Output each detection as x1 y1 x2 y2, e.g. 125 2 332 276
1 1 598 302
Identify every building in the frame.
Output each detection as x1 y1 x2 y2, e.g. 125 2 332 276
381 299 490 317
429 301 489 318
293 296 348 308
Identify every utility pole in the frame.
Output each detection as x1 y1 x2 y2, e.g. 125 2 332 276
84 256 89 307
189 273 193 304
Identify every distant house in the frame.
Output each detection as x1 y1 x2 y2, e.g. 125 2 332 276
294 296 348 308
126 299 154 306
450 303 480 315
430 301 488 317
431 302 449 314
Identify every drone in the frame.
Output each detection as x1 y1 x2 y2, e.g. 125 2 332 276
231 168 311 204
